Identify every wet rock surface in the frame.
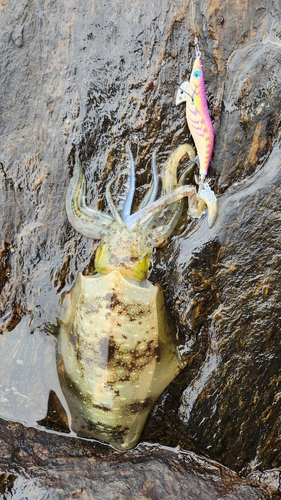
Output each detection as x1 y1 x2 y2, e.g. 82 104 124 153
1 0 281 496
0 418 277 499
145 145 281 473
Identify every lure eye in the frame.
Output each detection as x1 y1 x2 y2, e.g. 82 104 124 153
193 69 201 78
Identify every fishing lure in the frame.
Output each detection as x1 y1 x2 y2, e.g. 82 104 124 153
176 53 214 183
58 143 217 450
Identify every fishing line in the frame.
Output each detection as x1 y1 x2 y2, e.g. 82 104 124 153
190 0 201 58
176 0 215 185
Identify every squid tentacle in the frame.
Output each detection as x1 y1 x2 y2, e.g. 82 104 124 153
160 143 196 195
147 150 159 205
145 159 198 246
66 145 217 243
66 153 113 240
138 150 159 210
106 177 124 226
142 145 196 234
121 143 135 222
125 184 197 232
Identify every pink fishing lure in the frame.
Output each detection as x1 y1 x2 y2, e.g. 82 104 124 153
176 56 214 179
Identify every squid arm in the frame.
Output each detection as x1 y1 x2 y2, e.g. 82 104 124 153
66 154 113 240
138 150 159 210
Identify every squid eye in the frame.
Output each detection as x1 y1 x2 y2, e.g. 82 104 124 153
193 69 201 78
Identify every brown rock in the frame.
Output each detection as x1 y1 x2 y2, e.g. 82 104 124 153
0 418 275 499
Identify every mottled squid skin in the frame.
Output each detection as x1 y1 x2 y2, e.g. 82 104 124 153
59 144 217 450
58 268 180 449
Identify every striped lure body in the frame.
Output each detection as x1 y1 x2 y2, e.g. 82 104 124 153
176 56 214 179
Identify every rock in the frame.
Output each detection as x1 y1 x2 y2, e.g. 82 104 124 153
11 25 24 47
0 0 281 494
146 144 281 474
0 418 275 499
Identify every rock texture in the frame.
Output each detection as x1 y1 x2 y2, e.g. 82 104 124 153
0 0 281 496
0 418 277 499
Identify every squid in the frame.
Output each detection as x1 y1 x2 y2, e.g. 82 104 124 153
58 143 217 450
